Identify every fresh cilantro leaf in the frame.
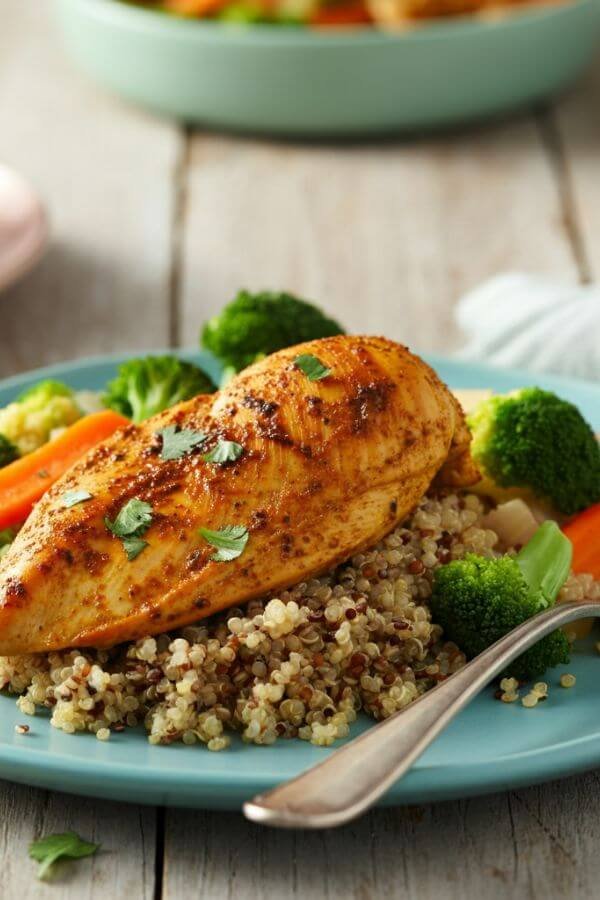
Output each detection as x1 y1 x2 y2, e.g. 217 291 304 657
29 831 100 880
105 498 153 538
157 425 207 461
202 440 244 465
105 498 153 561
293 354 331 382
198 524 249 562
61 489 93 509
121 535 149 561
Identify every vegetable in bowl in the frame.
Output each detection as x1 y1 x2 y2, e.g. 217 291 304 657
134 0 546 26
135 0 374 26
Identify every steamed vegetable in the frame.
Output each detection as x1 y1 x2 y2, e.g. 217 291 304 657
0 380 82 457
430 521 572 681
468 388 600 516
0 434 18 469
103 355 216 423
563 503 600 580
201 290 344 381
0 410 129 531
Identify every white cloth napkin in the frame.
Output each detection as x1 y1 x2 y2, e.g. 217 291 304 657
455 273 600 382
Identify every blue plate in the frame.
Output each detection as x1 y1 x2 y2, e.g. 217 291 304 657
0 352 598 809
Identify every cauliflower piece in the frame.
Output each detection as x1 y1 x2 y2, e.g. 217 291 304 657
0 380 82 457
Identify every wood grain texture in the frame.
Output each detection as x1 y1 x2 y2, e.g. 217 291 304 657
0 0 180 377
163 773 600 900
0 781 155 899
553 55 600 281
178 119 579 354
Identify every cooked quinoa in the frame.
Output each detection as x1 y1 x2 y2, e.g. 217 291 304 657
0 491 598 750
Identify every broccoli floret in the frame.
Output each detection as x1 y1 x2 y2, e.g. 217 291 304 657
468 388 600 516
17 379 74 402
430 521 572 681
0 380 82 457
201 290 345 376
0 434 18 468
103 355 216 423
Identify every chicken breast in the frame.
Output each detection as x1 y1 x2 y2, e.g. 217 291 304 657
0 336 478 654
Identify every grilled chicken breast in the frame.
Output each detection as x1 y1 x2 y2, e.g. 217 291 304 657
0 336 478 654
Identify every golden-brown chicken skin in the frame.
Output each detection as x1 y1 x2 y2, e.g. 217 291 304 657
0 336 478 654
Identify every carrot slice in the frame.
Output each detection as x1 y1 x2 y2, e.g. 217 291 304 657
562 503 600 580
0 410 129 530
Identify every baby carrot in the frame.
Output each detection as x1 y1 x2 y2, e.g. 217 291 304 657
562 503 600 580
0 410 129 530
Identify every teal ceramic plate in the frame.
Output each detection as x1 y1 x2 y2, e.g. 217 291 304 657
54 0 600 135
0 351 598 809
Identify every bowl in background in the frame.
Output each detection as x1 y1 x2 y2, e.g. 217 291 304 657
54 0 600 135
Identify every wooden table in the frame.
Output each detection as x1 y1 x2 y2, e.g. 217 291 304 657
2 3 600 897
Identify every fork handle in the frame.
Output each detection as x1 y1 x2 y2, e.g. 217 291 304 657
244 600 599 829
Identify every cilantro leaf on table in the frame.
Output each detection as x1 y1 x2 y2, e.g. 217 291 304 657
29 831 100 880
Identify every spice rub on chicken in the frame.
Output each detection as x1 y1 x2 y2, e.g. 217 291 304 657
0 336 478 654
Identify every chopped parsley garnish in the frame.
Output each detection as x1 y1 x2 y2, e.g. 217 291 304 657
293 354 331 382
202 440 244 465
156 425 207 461
29 831 100 880
120 535 149 561
198 524 249 562
61 489 93 509
105 498 153 561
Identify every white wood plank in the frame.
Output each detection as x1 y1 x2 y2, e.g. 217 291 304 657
0 0 181 377
178 120 578 355
163 773 600 900
0 781 156 899
553 54 600 281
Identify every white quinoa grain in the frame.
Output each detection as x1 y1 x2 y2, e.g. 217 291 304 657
522 694 539 708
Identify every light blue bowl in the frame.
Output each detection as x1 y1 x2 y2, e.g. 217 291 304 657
54 0 600 135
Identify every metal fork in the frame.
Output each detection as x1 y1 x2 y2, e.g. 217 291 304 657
244 600 599 829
